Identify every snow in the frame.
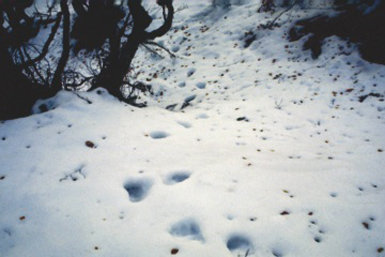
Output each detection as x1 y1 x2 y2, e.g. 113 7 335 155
1 1 385 257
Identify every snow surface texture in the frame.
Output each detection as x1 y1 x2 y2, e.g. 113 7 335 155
1 1 385 257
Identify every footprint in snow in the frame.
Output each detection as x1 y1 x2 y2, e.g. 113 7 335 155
362 216 376 230
196 113 209 119
169 218 204 242
164 171 191 185
172 45 180 53
226 234 255 256
308 218 325 243
177 121 192 128
149 131 169 139
187 68 196 77
196 82 206 89
123 178 153 202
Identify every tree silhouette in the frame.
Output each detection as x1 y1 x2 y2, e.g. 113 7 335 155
0 0 175 120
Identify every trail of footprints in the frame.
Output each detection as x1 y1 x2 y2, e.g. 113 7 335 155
120 175 384 256
121 171 256 256
123 171 191 202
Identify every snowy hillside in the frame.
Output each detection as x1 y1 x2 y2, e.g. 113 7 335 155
1 1 385 257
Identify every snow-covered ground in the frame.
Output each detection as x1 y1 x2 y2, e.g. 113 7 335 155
1 1 385 256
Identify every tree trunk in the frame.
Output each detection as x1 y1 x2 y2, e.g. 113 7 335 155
93 0 174 101
94 38 141 99
51 0 70 89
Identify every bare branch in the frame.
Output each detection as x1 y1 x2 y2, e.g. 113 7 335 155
17 13 62 68
144 40 176 58
145 1 174 40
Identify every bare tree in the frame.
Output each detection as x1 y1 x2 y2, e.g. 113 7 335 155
0 0 175 120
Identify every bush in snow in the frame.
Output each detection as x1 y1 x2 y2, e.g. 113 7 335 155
0 0 175 120
288 0 385 64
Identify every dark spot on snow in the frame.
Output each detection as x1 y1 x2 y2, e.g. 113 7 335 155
314 236 322 243
358 93 383 103
249 217 257 222
280 211 290 216
171 248 179 255
236 117 249 122
165 171 191 185
226 234 254 255
0 175 5 180
1 137 6 141
85 141 96 148
19 216 26 221
362 222 370 230
124 178 152 202
378 247 384 253
330 192 337 198
149 131 169 139
169 219 204 241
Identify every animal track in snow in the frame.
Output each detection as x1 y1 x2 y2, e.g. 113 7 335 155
169 218 204 241
177 121 192 128
187 68 196 77
149 131 169 139
362 216 376 230
123 178 153 202
196 113 209 119
164 171 191 185
226 234 255 256
196 82 206 89
307 215 326 244
59 165 86 182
